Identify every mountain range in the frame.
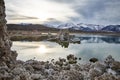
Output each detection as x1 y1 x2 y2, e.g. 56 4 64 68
45 23 120 32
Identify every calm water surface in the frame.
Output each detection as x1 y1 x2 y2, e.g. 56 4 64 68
12 34 120 63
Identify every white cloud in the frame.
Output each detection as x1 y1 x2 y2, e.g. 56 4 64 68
4 0 120 25
5 0 78 24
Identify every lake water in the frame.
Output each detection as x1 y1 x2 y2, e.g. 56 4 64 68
11 34 120 63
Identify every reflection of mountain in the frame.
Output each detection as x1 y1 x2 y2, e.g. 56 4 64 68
79 36 120 44
100 37 120 43
50 36 120 48
49 37 81 48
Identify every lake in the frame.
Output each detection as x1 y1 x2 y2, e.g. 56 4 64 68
11 34 120 63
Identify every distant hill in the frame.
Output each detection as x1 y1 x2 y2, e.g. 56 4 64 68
7 24 59 32
101 25 120 32
7 23 120 33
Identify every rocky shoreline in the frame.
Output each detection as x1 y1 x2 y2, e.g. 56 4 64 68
0 54 120 80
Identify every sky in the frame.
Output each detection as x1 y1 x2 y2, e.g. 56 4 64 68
5 0 120 25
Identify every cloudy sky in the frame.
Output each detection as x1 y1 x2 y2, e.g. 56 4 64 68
5 0 120 25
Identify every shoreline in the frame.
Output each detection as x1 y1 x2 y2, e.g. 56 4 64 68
8 30 120 36
0 54 120 80
9 31 120 41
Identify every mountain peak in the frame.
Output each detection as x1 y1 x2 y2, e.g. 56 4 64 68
45 22 120 32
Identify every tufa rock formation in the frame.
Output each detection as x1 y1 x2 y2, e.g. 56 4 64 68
0 0 17 67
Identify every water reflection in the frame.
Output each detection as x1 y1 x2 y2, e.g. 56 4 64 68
80 36 120 43
54 36 120 48
57 41 69 48
11 35 120 63
38 45 48 54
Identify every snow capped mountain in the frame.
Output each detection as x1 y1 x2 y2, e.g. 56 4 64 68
102 25 120 32
76 23 105 31
56 23 105 31
44 22 120 32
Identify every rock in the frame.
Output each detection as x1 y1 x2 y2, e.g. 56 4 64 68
59 58 66 62
72 64 82 71
24 64 34 72
104 55 114 66
66 54 77 64
47 76 56 80
0 68 13 80
25 60 43 71
63 70 84 80
95 73 117 80
63 64 70 70
79 57 81 60
82 63 92 71
16 60 24 65
55 61 63 67
52 65 61 71
89 57 98 63
12 67 26 75
19 71 32 80
89 69 102 80
0 0 17 67
13 75 20 80
31 73 42 80
51 59 54 62
0 61 8 68
68 59 77 64
11 51 18 61
107 68 117 75
75 57 77 60
93 62 106 73
110 61 120 73
32 64 43 71
67 54 75 60
44 63 50 69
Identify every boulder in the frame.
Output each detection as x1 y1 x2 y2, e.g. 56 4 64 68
95 73 117 80
104 55 114 66
64 70 84 80
89 58 98 63
89 68 102 80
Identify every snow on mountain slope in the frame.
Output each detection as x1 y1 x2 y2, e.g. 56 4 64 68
44 22 120 32
77 23 105 31
102 25 120 32
57 23 105 31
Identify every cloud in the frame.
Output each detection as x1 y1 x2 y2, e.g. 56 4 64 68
7 15 39 20
5 0 78 24
4 0 120 25
48 0 120 25
42 18 63 26
46 18 57 21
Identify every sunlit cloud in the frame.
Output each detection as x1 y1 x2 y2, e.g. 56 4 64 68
5 0 78 24
7 15 39 20
4 0 120 25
